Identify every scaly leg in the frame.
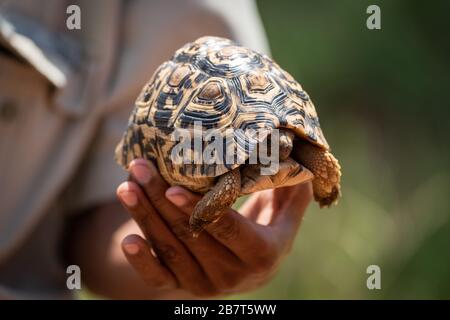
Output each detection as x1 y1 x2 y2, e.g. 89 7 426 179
189 168 241 237
294 140 341 207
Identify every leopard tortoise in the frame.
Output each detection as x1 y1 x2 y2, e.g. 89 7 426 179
115 36 341 236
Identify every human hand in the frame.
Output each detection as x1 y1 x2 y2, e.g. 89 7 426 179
116 159 312 297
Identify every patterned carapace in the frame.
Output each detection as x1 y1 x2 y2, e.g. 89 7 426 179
115 36 335 194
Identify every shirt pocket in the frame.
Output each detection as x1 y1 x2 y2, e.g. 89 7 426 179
0 11 92 118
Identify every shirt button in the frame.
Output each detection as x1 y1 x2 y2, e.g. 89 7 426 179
0 100 18 122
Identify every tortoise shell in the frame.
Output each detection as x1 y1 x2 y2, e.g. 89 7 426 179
116 36 329 193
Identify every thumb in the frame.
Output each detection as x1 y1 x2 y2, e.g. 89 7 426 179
273 182 313 231
165 186 202 215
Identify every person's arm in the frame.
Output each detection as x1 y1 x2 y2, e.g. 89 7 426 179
67 160 312 299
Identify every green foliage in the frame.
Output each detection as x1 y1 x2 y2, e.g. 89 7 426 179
231 0 450 299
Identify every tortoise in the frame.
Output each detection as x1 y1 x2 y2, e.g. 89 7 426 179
115 36 341 236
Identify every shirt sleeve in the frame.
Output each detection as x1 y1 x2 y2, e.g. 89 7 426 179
198 0 271 55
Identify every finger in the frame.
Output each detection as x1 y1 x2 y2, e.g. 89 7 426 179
130 159 213 247
129 164 248 290
165 185 278 266
130 161 210 244
272 182 313 243
117 181 216 296
129 161 209 241
129 159 173 213
122 234 177 289
165 186 201 212
239 190 276 225
238 193 264 221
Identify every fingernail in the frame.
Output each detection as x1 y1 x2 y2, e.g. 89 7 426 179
124 243 140 255
119 191 138 207
131 162 151 184
166 189 188 207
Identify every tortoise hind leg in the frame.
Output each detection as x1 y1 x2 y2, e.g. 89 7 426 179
294 140 341 207
189 168 241 237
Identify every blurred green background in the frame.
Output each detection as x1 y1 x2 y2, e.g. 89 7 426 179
231 0 450 299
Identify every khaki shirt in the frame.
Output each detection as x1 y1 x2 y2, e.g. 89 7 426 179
0 0 269 299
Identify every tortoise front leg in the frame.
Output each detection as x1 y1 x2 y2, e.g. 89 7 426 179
189 168 241 237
